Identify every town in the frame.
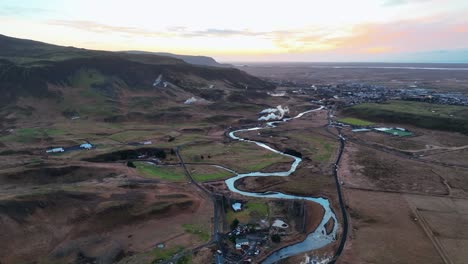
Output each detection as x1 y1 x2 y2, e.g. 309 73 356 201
275 81 468 107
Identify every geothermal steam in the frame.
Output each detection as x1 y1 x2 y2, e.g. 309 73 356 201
258 105 290 121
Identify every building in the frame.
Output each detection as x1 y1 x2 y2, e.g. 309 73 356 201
235 238 249 250
232 202 242 212
80 143 92 149
272 219 289 229
46 147 64 153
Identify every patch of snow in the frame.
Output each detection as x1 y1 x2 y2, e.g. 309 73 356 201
184 97 198 104
153 74 163 87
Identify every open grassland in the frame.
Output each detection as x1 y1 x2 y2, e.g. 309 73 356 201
149 246 186 262
134 162 186 181
285 131 337 163
117 245 186 264
180 141 293 173
235 168 336 197
68 68 108 89
188 165 234 182
182 224 210 242
226 201 269 224
108 130 157 143
343 100 468 134
337 117 374 126
57 86 119 118
0 127 66 143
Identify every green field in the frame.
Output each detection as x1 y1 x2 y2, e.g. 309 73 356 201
181 141 293 173
186 164 235 182
226 201 268 224
134 162 186 181
149 245 185 262
337 117 374 126
109 130 155 142
192 171 233 182
0 127 66 143
344 100 468 134
182 224 210 241
285 132 337 163
379 129 413 137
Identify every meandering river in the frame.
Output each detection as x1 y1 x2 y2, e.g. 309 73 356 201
224 106 338 263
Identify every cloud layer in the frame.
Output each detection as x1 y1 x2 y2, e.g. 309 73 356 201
1 0 467 62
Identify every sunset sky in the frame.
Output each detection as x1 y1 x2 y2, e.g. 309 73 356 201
1 0 468 62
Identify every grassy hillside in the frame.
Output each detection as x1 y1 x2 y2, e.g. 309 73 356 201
343 100 468 134
0 34 182 65
0 34 274 111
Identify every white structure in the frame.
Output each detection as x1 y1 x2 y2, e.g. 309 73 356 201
232 202 242 212
374 127 392 132
352 128 371 133
272 219 289 229
235 238 249 250
268 92 286 97
80 143 92 149
46 147 65 153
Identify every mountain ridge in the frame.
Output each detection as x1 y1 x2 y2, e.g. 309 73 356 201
124 50 232 68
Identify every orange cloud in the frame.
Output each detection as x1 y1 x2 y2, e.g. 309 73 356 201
452 24 468 33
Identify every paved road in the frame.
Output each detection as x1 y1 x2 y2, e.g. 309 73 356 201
325 109 350 264
173 147 224 262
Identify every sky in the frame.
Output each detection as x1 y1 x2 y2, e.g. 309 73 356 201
1 0 468 62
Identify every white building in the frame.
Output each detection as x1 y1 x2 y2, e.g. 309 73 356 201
80 143 92 149
46 147 64 153
232 202 242 212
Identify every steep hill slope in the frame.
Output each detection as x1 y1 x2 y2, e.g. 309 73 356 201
0 34 274 123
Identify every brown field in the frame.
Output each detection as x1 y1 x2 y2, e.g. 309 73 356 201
338 189 444 264
338 133 468 264
0 162 213 263
345 142 448 194
346 125 468 154
0 93 346 263
406 195 468 264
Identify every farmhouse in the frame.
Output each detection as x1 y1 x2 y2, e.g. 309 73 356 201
235 238 249 250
